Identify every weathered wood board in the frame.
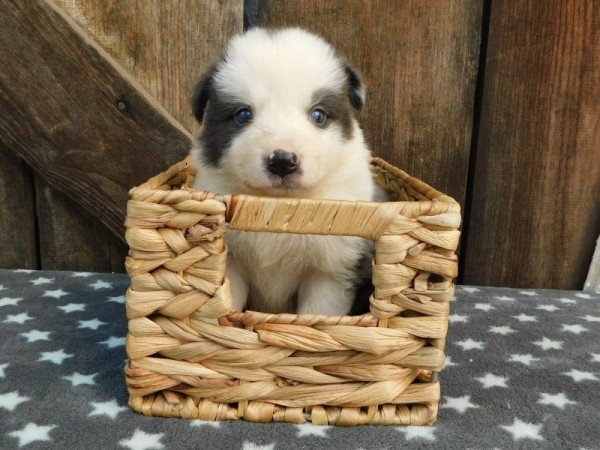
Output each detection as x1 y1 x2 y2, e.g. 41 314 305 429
53 0 243 135
35 176 127 272
6 0 242 272
463 0 600 289
0 1 194 243
0 146 37 269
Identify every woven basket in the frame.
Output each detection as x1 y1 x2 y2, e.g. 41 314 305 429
124 157 461 426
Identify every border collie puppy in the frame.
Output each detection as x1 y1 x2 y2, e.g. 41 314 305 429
190 28 375 315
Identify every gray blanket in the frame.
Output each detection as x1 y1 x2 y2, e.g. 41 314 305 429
1 269 599 449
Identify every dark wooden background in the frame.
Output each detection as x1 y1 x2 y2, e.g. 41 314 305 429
0 0 598 290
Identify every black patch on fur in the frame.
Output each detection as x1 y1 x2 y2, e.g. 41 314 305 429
349 243 375 315
191 66 217 122
192 67 250 167
344 64 365 110
311 89 354 140
200 95 251 167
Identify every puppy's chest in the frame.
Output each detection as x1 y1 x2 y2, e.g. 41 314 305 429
226 231 362 310
226 231 359 271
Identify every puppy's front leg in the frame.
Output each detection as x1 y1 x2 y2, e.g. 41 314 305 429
225 256 249 312
297 271 353 316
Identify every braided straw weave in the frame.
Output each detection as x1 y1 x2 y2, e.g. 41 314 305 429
124 157 461 426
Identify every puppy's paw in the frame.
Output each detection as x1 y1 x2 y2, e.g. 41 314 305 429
226 256 249 312
297 271 353 316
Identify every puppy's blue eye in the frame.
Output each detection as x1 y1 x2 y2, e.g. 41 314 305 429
309 108 327 125
234 108 253 125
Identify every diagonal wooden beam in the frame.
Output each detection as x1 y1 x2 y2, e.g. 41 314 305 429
0 0 194 242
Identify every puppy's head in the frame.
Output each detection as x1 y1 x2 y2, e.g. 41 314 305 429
192 28 368 196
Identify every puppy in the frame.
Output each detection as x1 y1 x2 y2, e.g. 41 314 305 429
190 28 376 316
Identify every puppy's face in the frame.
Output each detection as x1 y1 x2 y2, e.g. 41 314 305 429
192 28 366 196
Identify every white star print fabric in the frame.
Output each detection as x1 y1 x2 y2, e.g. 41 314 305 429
1 271 599 449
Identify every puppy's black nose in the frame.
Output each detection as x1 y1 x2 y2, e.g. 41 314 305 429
267 150 298 177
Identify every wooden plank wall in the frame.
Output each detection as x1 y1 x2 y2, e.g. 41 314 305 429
463 0 600 289
0 0 598 290
0 0 242 273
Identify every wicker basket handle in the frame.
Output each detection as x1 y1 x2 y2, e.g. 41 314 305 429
224 194 404 240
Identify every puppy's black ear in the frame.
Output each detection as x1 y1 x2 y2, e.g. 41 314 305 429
191 66 216 123
344 64 366 110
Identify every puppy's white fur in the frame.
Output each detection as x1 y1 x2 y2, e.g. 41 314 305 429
191 28 375 315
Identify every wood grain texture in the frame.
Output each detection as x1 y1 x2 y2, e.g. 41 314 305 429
53 0 243 135
463 0 600 289
0 147 37 269
258 0 482 205
20 0 241 272
35 176 127 272
0 0 197 243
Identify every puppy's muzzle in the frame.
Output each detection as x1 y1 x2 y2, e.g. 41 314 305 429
267 150 299 177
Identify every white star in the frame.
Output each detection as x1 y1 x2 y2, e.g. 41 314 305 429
538 392 576 409
396 426 436 441
30 277 54 285
500 417 543 441
561 324 589 334
295 423 332 437
0 391 30 411
581 315 600 322
72 272 93 277
444 355 458 367
0 362 8 378
562 369 599 382
100 336 126 348
495 296 516 302
489 325 516 335
537 304 560 312
89 399 127 419
43 289 69 299
58 303 86 313
460 286 480 293
79 318 106 330
575 293 593 299
90 280 112 290
20 329 51 342
513 313 537 322
242 444 275 450
441 395 479 414
591 353 600 363
63 372 97 386
119 429 164 450
108 295 125 304
190 420 221 428
8 423 57 447
474 303 495 312
508 354 540 366
519 291 538 296
533 337 563 350
3 312 34 324
0 284 5 290
0 297 23 307
559 297 577 304
448 314 469 323
38 349 73 365
455 338 485 351
474 373 508 388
